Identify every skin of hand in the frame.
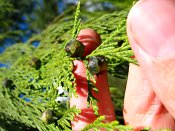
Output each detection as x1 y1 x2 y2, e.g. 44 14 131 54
124 0 175 130
124 64 175 130
70 29 116 131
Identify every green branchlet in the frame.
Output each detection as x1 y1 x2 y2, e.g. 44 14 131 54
0 1 167 131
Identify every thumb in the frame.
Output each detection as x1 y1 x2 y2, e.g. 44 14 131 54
127 0 175 118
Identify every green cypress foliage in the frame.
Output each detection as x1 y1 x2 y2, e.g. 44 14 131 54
0 1 170 131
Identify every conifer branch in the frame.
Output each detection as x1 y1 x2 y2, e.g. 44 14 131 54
72 1 81 39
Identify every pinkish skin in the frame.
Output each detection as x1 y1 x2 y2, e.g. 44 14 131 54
70 29 116 131
125 0 175 130
76 28 101 57
124 64 175 131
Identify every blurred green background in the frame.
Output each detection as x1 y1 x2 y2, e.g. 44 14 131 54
0 0 134 54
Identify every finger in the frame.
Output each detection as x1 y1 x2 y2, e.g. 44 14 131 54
92 70 116 122
77 28 101 56
70 29 115 131
124 64 175 130
127 0 175 118
70 60 97 131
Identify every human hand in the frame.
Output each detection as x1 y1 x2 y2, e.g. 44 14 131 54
69 29 116 131
124 0 175 130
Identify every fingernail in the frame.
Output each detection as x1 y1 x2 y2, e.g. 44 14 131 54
128 0 175 57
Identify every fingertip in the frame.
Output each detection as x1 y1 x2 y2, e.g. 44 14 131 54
77 28 101 56
77 28 101 43
127 0 175 57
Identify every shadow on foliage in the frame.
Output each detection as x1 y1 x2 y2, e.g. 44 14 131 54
0 113 38 131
